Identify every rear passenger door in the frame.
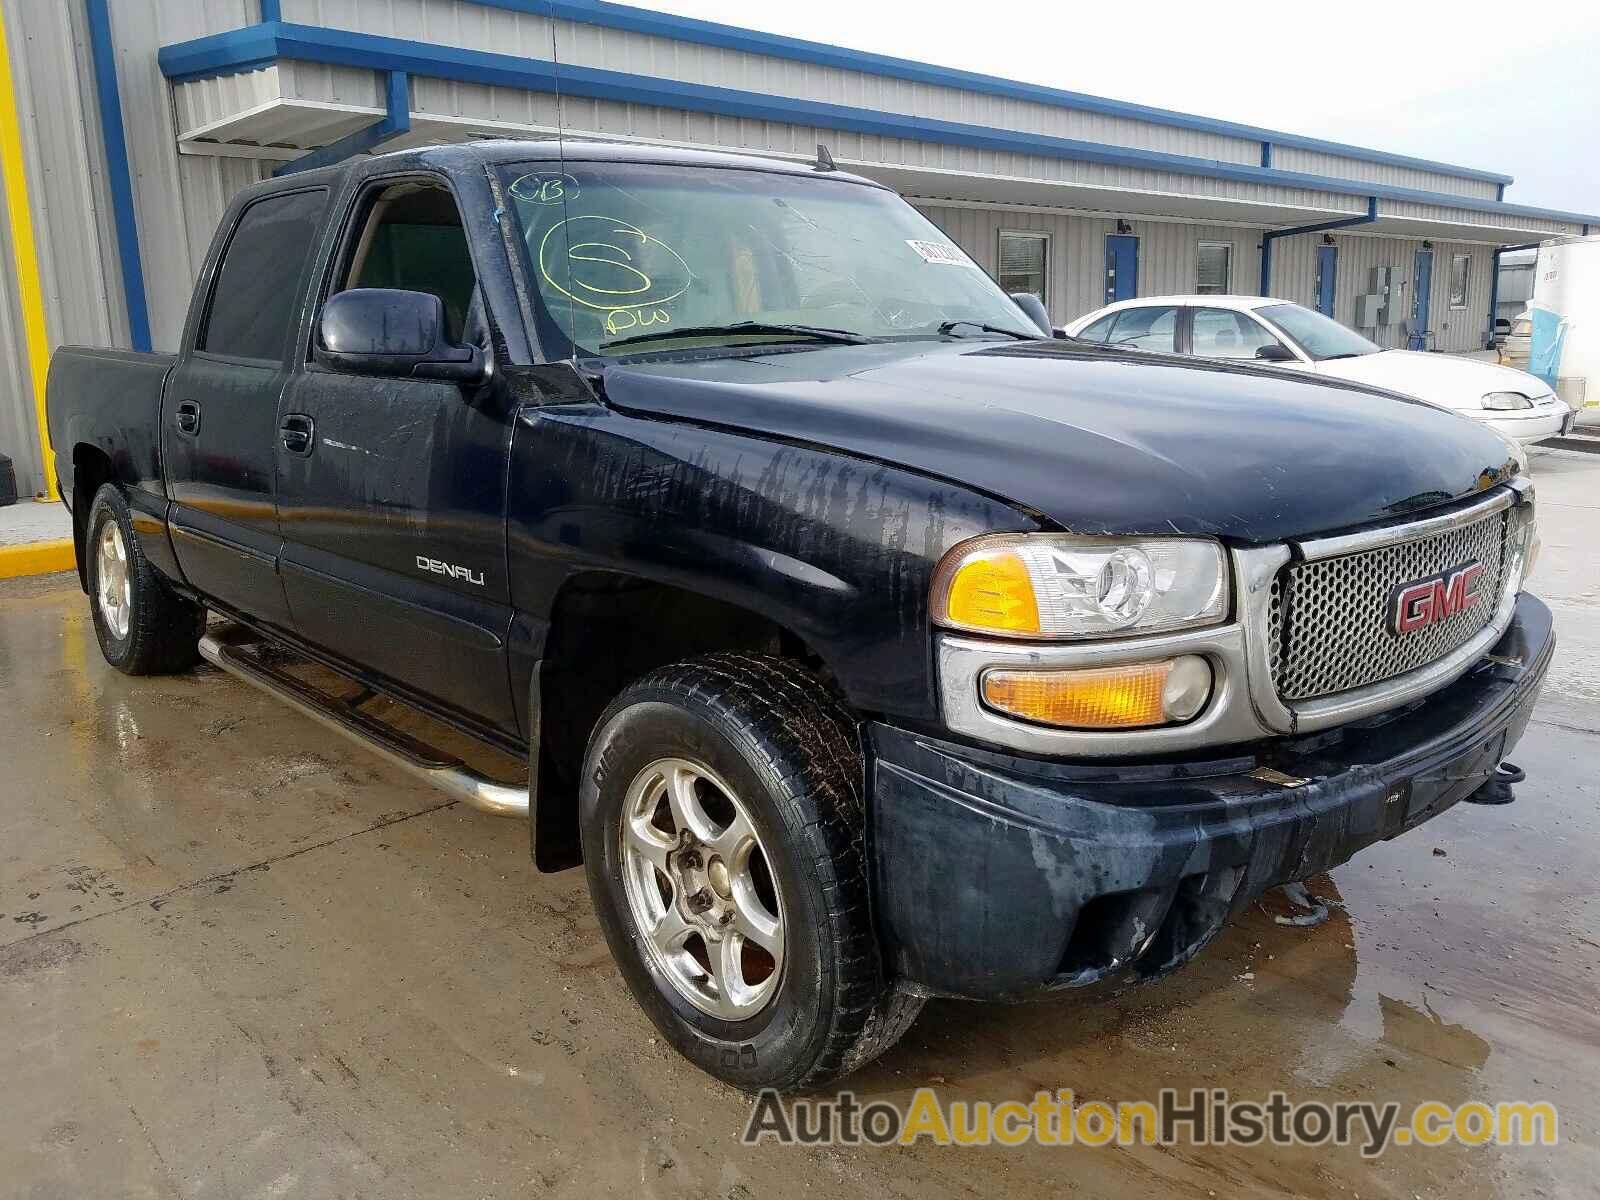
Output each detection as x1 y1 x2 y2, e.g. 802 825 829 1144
163 186 329 630
275 175 518 734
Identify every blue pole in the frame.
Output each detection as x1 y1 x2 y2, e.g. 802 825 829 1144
84 0 151 351
1259 197 1377 297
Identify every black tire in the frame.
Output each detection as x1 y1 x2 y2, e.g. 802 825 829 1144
580 652 922 1091
85 484 204 675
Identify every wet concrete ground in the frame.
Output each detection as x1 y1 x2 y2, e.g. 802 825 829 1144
3 452 1597 1199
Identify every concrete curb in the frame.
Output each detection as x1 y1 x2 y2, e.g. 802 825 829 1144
0 539 75 579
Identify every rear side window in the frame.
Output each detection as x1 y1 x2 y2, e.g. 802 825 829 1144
1107 306 1177 353
201 189 328 361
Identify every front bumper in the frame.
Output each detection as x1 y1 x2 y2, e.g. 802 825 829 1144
870 593 1553 1001
1481 405 1574 445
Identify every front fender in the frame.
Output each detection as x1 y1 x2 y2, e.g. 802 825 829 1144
506 399 1038 723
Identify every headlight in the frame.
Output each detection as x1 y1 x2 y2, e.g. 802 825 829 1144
931 534 1228 639
1506 501 1540 589
1482 391 1534 410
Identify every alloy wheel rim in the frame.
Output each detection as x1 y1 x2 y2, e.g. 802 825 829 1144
619 757 785 1020
95 521 132 641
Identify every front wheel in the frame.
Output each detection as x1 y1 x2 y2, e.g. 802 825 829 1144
580 653 921 1091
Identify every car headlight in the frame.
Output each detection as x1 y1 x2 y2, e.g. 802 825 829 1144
1506 500 1540 589
1482 391 1534 410
931 534 1228 639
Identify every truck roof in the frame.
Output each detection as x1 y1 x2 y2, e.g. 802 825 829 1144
262 138 888 192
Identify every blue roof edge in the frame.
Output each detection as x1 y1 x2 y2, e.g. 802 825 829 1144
158 22 1600 226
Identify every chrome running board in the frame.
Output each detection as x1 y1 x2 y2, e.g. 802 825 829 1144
197 625 529 818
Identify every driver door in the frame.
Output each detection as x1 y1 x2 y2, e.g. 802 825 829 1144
275 175 518 734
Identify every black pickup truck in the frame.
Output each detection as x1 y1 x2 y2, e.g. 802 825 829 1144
47 141 1551 1091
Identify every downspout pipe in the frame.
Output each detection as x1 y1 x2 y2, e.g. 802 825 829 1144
1487 240 1545 347
274 70 410 176
1259 196 1378 297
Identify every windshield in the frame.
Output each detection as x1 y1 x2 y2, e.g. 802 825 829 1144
501 161 1037 357
1258 303 1381 361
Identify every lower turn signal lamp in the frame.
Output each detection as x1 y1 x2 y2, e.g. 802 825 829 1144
980 655 1213 730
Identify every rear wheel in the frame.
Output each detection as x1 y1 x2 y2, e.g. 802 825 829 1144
580 653 922 1090
85 484 204 675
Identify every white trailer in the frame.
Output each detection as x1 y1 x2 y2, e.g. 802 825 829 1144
1531 235 1600 424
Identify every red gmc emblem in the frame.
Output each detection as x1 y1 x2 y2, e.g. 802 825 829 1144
1388 561 1486 636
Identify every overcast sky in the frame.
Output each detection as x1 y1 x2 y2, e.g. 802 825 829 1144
647 0 1600 214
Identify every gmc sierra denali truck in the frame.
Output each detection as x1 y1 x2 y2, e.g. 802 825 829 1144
47 141 1551 1091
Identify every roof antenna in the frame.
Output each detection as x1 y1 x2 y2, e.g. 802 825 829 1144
814 143 836 172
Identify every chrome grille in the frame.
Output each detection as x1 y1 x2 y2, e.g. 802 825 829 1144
1270 507 1510 702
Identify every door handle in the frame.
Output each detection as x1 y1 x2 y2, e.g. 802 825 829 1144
280 413 315 457
175 399 201 436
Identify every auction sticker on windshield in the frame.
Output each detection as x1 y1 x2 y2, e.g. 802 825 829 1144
906 239 976 266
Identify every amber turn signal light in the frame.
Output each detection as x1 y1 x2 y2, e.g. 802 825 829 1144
980 655 1213 730
942 548 1041 634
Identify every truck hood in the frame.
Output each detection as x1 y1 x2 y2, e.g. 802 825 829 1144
597 340 1519 544
1312 349 1555 411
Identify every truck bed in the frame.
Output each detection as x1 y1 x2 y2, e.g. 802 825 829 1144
46 346 176 514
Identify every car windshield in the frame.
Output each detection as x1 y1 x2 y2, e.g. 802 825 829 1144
1258 303 1381 361
501 161 1038 357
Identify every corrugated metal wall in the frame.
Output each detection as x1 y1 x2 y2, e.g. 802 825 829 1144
0 0 268 494
1273 146 1501 203
2 0 126 497
913 203 1263 325
287 0 1269 170
911 203 1492 352
1266 232 1492 351
110 0 270 348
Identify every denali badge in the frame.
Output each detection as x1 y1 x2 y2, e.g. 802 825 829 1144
1388 560 1485 636
416 555 485 587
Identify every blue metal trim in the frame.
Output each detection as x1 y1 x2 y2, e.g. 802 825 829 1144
85 0 151 351
466 0 1516 186
157 24 1600 226
259 0 281 20
1259 196 1378 296
274 70 409 176
158 22 280 80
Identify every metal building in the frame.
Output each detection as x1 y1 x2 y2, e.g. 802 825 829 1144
4 0 1596 498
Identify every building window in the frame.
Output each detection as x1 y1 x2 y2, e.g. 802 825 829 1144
1196 242 1232 294
1449 254 1470 308
998 231 1049 306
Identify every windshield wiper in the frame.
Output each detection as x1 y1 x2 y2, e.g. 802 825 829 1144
936 319 1037 341
602 321 876 351
1317 352 1367 360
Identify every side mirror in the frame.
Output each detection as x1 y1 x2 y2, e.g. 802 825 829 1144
1008 292 1051 337
315 288 485 384
1254 343 1297 363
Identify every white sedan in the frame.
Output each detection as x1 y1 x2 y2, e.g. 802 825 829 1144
1061 295 1575 446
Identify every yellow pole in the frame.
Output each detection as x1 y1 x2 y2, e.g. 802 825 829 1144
0 0 58 500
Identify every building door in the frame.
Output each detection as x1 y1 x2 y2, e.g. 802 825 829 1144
1315 244 1338 317
1411 248 1434 347
1105 235 1139 304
